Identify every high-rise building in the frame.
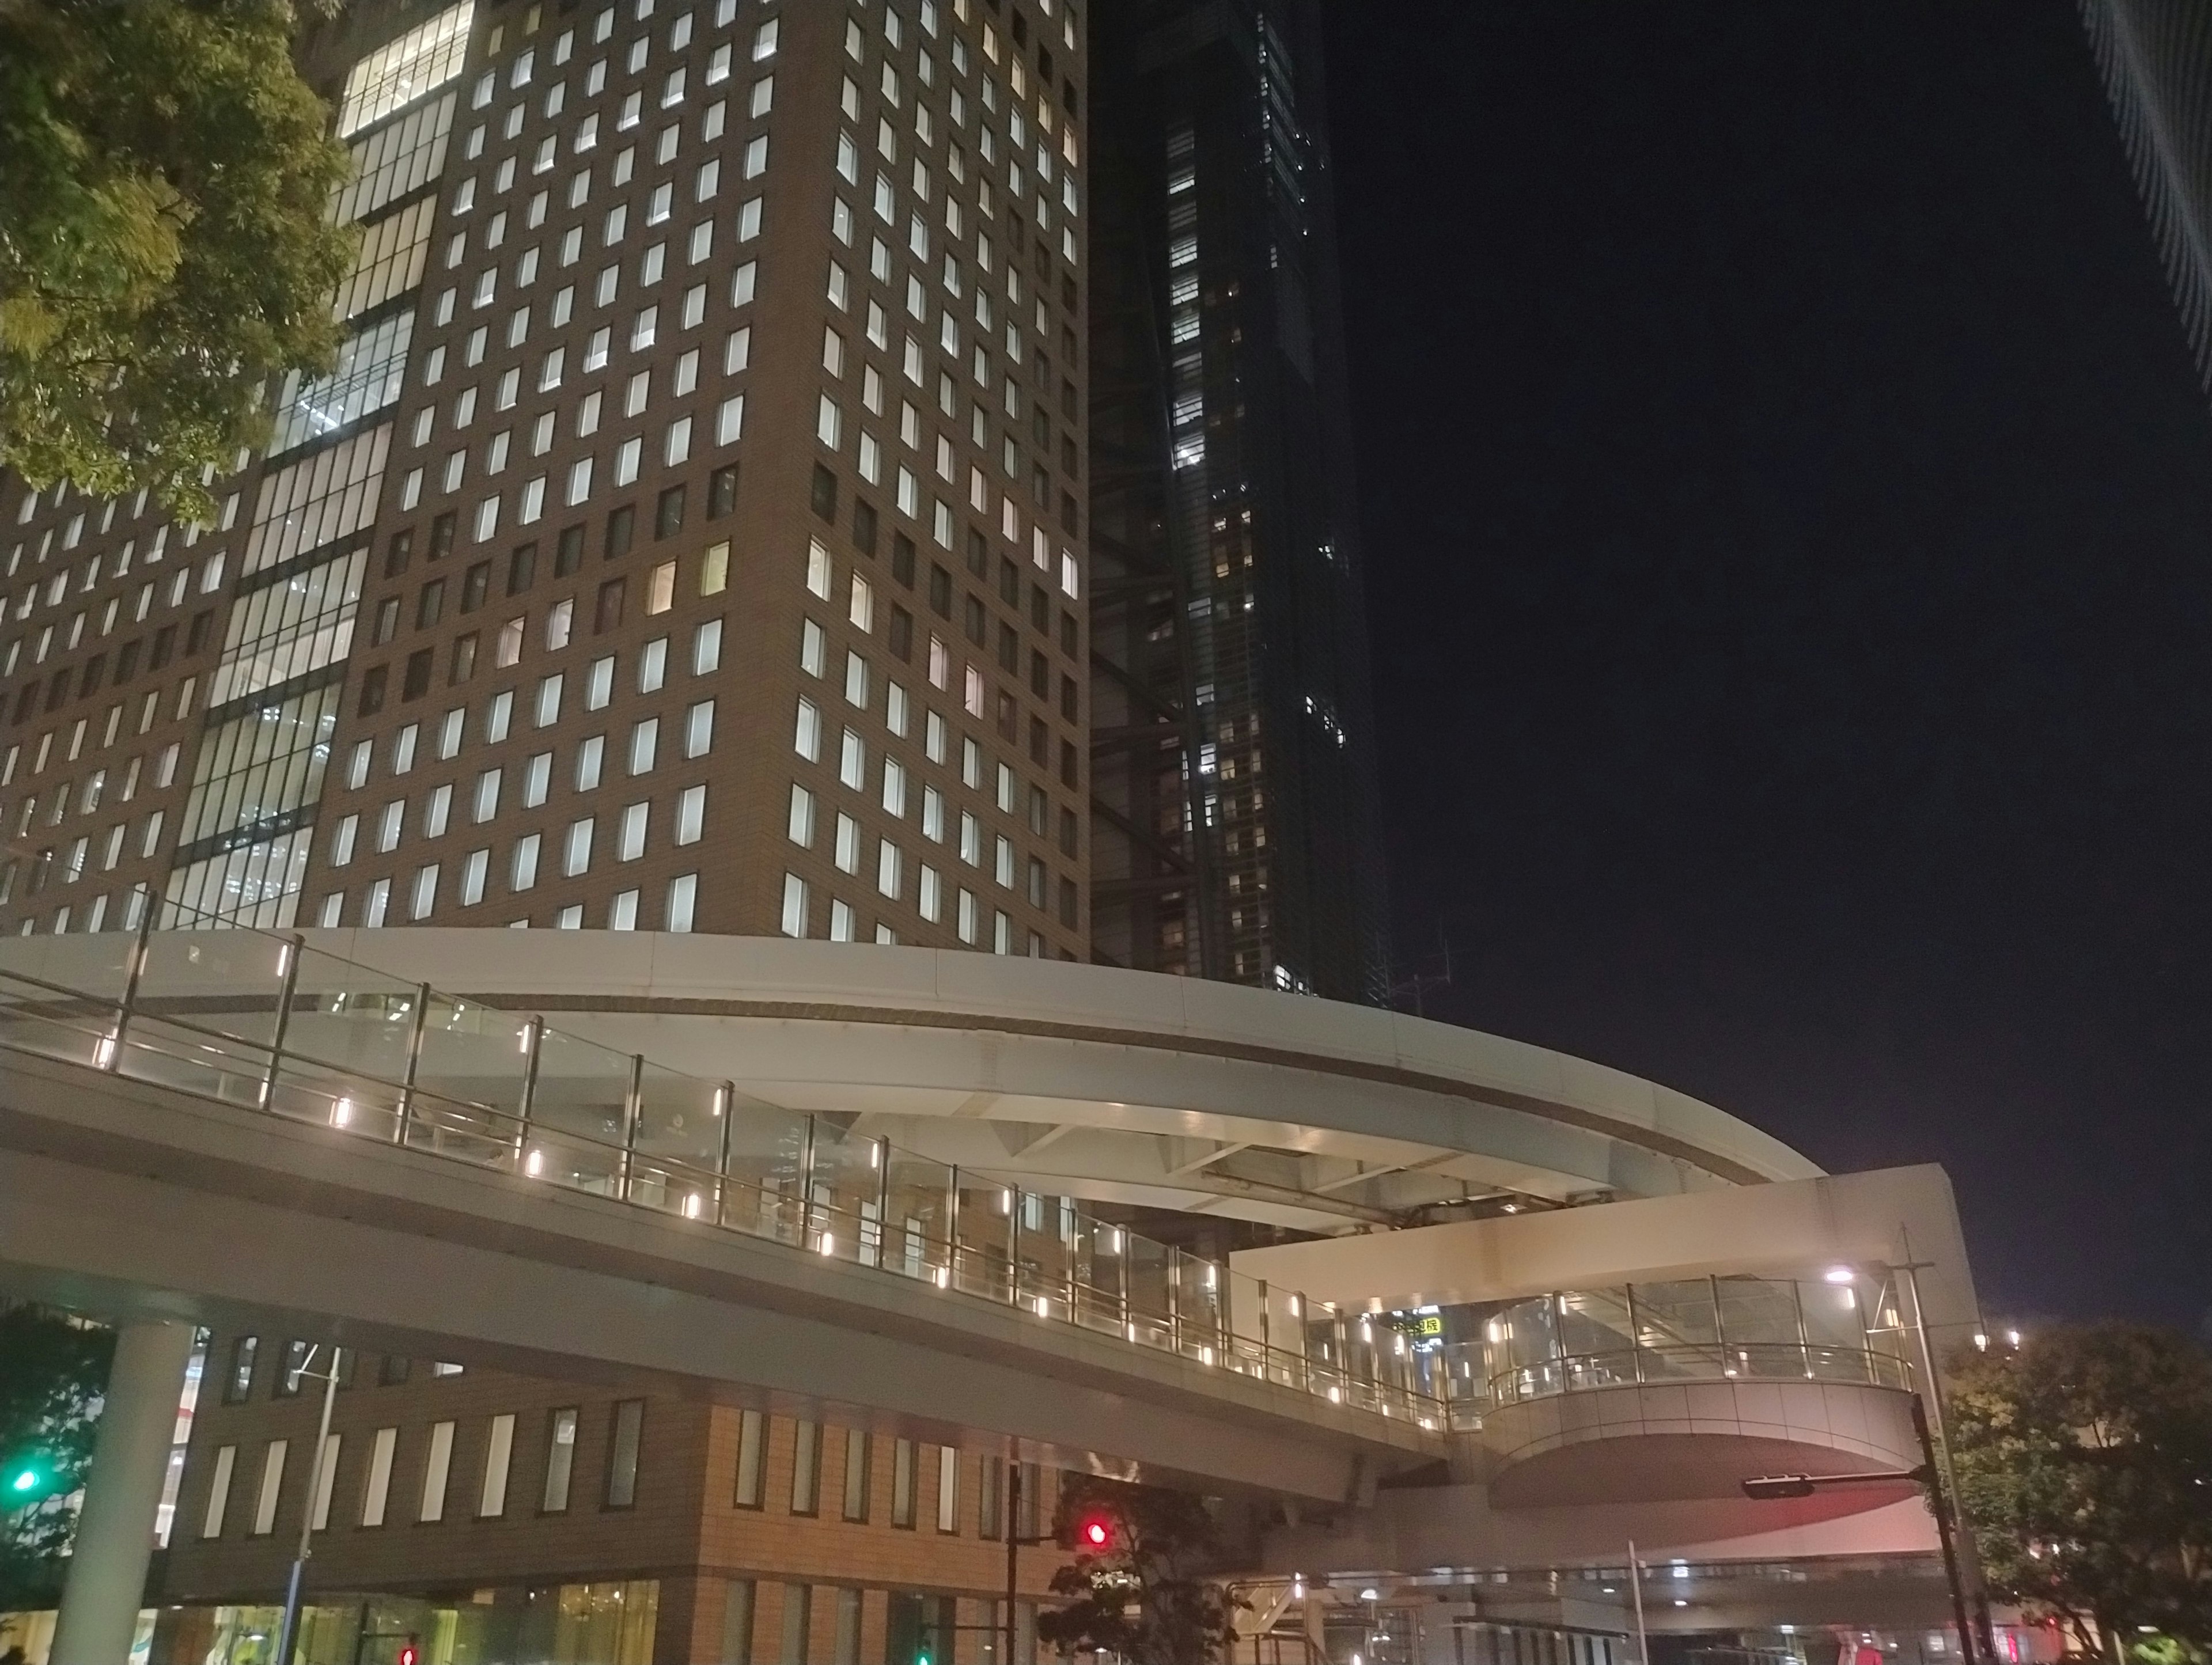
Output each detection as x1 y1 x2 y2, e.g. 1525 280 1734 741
0 0 1090 962
1085 0 1387 1002
2081 0 2212 393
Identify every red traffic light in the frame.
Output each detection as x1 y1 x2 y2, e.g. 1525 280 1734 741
399 1642 419 1665
1079 1516 1112 1550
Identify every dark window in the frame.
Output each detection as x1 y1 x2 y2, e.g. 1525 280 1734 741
707 463 739 518
891 533 916 587
1030 585 1049 629
1059 876 1078 926
965 527 988 578
996 691 1017 740
1060 612 1078 657
186 610 214 654
1029 651 1048 697
10 684 33 725
810 464 838 521
223 1336 259 1404
1060 378 1077 419
78 654 104 699
150 625 176 670
556 522 586 575
460 561 490 613
449 632 479 684
1059 806 1079 856
1027 857 1046 908
1060 491 1078 533
888 605 912 661
274 1339 312 1398
417 578 446 629
964 596 987 645
604 504 635 561
1061 275 1078 312
1059 673 1078 720
402 648 433 701
655 484 685 539
430 510 457 560
998 559 1020 606
927 564 952 618
1028 715 1047 764
1061 435 1079 477
1031 408 1051 447
605 1398 645 1508
1060 737 1078 787
507 543 537 595
1027 786 1047 836
373 596 401 644
44 672 66 713
596 578 626 633
357 664 387 716
852 497 878 555
378 1353 411 1386
997 621 1018 671
385 529 414 578
114 639 140 684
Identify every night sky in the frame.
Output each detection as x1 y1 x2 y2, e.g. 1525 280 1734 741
1320 4 2212 1329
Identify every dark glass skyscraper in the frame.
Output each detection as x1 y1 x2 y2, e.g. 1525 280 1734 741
1085 0 1386 1001
2081 0 2212 392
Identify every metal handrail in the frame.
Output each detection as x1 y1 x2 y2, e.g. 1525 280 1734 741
0 923 1448 1432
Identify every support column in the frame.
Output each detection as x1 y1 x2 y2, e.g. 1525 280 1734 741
51 1319 196 1665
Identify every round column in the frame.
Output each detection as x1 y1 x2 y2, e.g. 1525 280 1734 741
51 1319 196 1665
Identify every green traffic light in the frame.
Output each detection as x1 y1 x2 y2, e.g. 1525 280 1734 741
8 1470 35 1492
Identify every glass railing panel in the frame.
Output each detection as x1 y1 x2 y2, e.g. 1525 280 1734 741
952 1178 1014 1303
880 1147 953 1283
806 1116 884 1261
721 1092 809 1245
1629 1279 1725 1378
406 994 528 1163
517 1026 629 1198
1123 1231 1175 1352
135 927 290 1048
1717 1274 1802 1353
0 935 126 1069
630 1062 722 1219
1066 1216 1127 1334
265 943 421 1137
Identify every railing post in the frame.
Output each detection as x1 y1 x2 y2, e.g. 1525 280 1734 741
1063 1204 1077 1322
1005 1187 1021 1307
798 1114 817 1247
618 1053 643 1201
394 982 431 1146
260 934 303 1109
1627 1284 1646 1386
872 1136 891 1269
1258 1279 1271 1381
1116 1232 1130 1334
106 888 160 1068
1169 1249 1183 1355
514 1015 544 1171
713 1083 734 1227
945 1165 961 1288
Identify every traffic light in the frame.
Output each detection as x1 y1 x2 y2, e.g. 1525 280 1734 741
2 1453 61 1508
397 1638 419 1665
1077 1514 1113 1552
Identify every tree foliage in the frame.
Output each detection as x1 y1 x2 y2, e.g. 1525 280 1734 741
1948 1322 2212 1662
0 0 357 522
0 1304 115 1612
1036 1474 1244 1665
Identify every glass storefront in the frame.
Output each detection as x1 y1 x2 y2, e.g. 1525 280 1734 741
168 1581 658 1665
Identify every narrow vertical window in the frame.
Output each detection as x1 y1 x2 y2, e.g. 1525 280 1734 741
478 1413 516 1517
361 1428 397 1526
251 1440 287 1535
780 1585 811 1665
891 1437 915 1527
722 1580 756 1665
790 1419 820 1514
935 1446 959 1533
201 1445 237 1538
543 1408 578 1512
733 1408 764 1507
605 1398 645 1507
419 1420 456 1522
841 1425 870 1521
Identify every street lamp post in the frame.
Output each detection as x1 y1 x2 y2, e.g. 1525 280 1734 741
274 1346 344 1665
